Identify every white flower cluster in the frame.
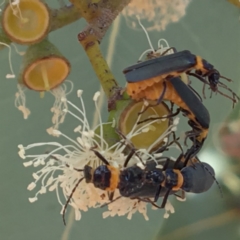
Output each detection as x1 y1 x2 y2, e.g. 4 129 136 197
123 0 191 31
18 90 179 223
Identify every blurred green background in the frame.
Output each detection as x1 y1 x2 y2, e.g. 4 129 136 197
0 0 240 240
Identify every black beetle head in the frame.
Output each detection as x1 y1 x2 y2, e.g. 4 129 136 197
208 71 220 91
92 165 111 190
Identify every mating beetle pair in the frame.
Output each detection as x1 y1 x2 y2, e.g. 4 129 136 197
123 48 238 165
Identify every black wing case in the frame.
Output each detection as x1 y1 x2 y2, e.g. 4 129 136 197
123 50 196 82
169 77 210 129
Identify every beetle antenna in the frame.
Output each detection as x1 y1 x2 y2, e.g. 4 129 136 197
47 153 84 172
203 164 223 198
91 149 110 165
62 177 85 225
192 157 223 198
219 75 232 82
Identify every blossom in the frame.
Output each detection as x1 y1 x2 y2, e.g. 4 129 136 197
122 0 191 31
18 90 180 223
14 80 73 128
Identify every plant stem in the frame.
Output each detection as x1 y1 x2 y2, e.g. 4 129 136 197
72 0 130 99
50 4 82 31
71 0 130 41
78 32 118 99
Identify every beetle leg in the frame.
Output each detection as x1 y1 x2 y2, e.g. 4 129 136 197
154 185 162 202
137 107 180 125
135 197 163 209
174 190 185 200
160 189 171 208
187 71 209 85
